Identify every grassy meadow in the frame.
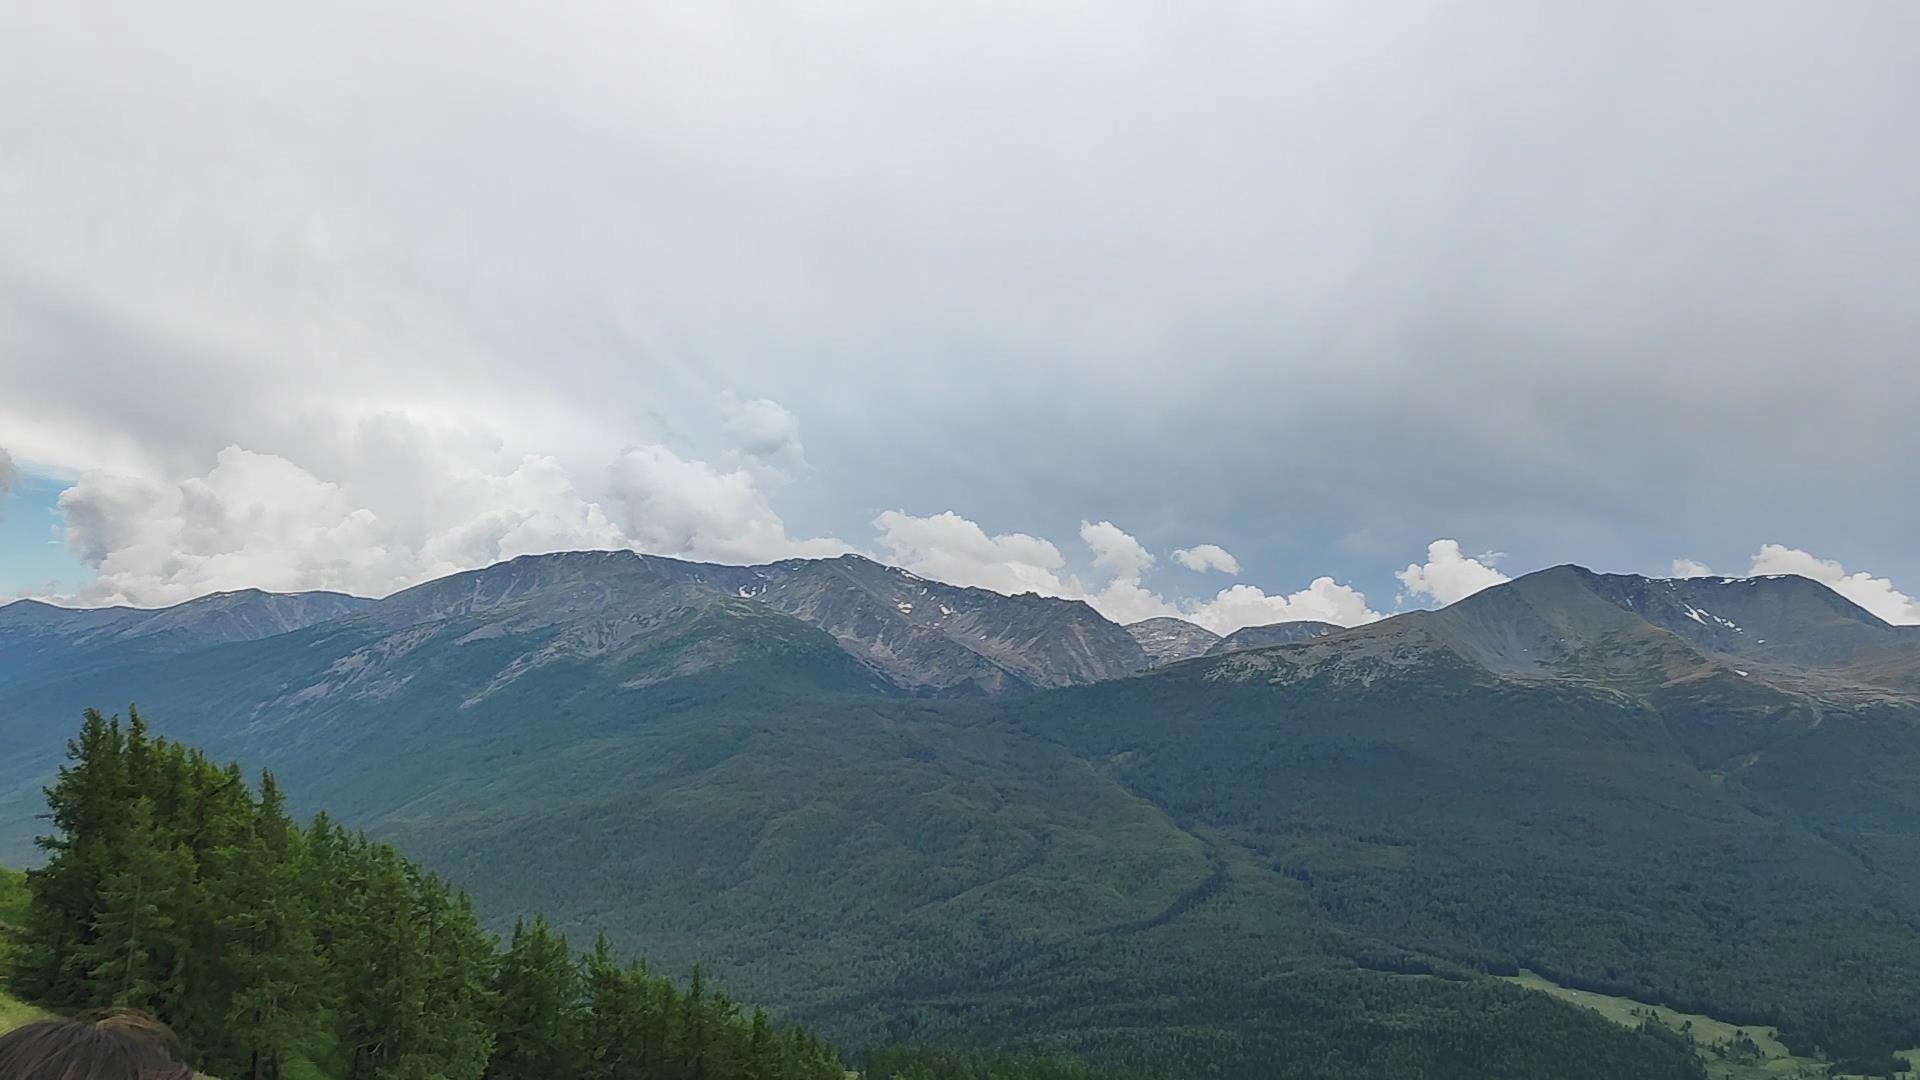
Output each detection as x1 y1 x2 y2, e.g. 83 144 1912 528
1505 970 1920 1080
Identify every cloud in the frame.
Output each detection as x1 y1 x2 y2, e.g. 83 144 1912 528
1172 544 1241 575
49 409 846 606
1075 520 1177 625
1747 544 1920 625
873 512 1380 632
1074 521 1380 630
1670 558 1714 578
1396 540 1511 606
608 444 846 565
721 396 808 469
59 445 629 606
0 448 16 520
3 6 1919 603
1081 520 1156 582
872 510 1072 596
1184 579 1381 634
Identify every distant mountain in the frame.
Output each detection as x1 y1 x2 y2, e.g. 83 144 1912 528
1 551 1147 699
1128 617 1345 666
1582 571 1920 693
1203 618 1340 655
0 588 372 681
1125 616 1220 666
700 555 1148 692
3 556 1918 1074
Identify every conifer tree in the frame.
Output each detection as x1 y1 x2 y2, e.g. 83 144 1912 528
73 795 188 1010
219 771 321 1080
487 914 582 1080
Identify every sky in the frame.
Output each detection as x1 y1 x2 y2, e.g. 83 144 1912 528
2 2 1917 631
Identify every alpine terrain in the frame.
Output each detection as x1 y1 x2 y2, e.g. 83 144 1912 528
3 553 1918 1077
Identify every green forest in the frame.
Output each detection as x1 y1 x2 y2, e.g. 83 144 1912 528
2 707 1081 1080
0 707 1733 1080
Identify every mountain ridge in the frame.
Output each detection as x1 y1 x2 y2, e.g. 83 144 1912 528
10 556 1914 701
3 552 1920 1071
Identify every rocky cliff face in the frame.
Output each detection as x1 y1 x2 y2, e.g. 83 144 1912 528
1125 617 1221 667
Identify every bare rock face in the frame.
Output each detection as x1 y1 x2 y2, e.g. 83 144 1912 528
696 555 1151 693
1126 617 1221 667
1203 620 1340 656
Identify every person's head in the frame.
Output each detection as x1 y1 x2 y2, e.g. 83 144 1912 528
0 1012 193 1080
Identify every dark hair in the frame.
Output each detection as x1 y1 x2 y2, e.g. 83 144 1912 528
0 1011 194 1080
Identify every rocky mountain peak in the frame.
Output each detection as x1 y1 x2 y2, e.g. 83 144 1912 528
1125 617 1221 667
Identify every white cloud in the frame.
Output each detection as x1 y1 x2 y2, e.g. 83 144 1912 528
1747 544 1920 625
1075 520 1180 625
872 510 1072 596
1396 539 1511 606
49 408 846 606
59 445 631 606
1172 543 1241 575
871 512 1379 632
1185 579 1381 634
721 396 807 469
2 4 1918 613
1081 520 1155 582
0 448 16 520
1670 558 1715 577
607 444 846 565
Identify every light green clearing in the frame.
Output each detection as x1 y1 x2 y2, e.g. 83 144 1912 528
0 866 38 1033
1503 970 1829 1079
0 989 40 1033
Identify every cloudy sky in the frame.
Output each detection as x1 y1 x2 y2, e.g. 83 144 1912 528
2 2 1917 630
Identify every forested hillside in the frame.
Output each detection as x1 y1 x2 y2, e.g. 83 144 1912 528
1 709 1711 1079
6 709 847 1079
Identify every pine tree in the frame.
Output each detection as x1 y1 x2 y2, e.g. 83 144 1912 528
336 842 429 1080
410 871 496 1080
21 707 128 1004
167 755 258 1067
745 1008 773 1080
487 914 582 1080
71 795 189 1010
219 771 322 1080
585 933 636 1080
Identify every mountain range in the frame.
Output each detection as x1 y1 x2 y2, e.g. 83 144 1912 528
3 552 1918 1075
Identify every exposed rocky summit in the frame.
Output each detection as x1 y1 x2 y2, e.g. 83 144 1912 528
1125 617 1221 667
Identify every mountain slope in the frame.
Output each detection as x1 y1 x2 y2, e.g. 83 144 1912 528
1203 619 1340 655
1 557 1917 1072
1125 617 1220 666
1583 571 1920 693
0 588 371 681
705 555 1148 692
1010 567 1920 1064
354 549 1148 694
0 551 1149 699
